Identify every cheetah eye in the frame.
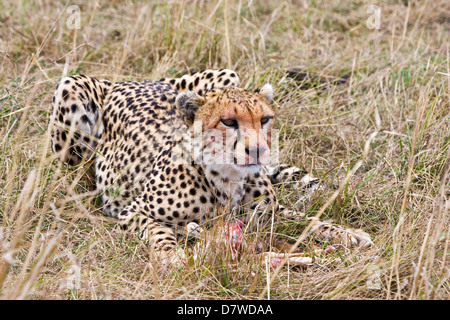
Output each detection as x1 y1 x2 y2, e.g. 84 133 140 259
221 119 238 128
260 116 272 125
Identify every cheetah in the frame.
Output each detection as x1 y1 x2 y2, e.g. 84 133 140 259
49 69 372 259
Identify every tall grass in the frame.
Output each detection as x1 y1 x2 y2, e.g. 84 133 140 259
0 0 448 299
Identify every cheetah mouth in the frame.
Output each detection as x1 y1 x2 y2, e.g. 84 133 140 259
234 163 262 176
233 154 265 167
237 163 259 168
230 155 263 169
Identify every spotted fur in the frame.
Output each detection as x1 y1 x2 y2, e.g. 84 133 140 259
49 69 372 255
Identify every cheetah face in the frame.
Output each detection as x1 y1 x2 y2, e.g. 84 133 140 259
176 85 275 176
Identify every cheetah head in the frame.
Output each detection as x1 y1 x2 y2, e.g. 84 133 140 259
176 85 275 176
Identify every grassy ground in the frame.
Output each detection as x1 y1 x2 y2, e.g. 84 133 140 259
0 0 448 300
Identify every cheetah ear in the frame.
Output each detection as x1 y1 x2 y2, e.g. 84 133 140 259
176 91 206 126
255 83 273 102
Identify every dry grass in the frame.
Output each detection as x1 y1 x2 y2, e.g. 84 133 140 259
0 0 449 300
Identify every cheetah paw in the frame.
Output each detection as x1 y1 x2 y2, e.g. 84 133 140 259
262 252 313 268
308 217 373 248
278 205 306 221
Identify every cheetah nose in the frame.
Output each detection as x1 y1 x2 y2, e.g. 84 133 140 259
245 146 267 163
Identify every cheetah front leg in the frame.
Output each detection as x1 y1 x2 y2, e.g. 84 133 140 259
243 172 373 248
278 210 373 248
306 217 373 247
263 164 324 192
116 196 184 264
239 173 280 230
